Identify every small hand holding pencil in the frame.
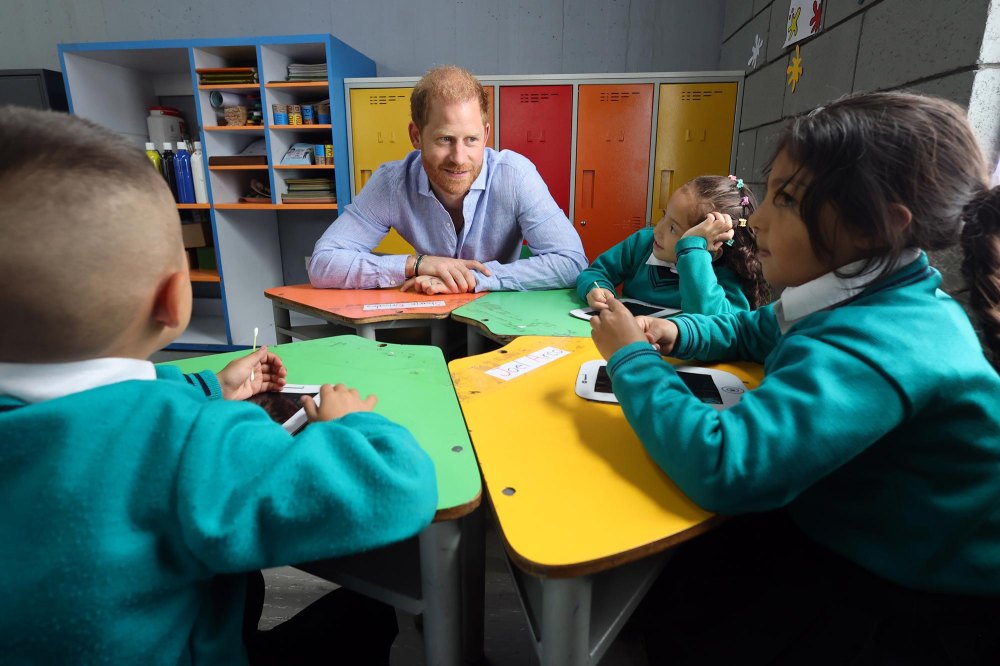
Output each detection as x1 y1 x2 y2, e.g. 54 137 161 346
217 346 288 400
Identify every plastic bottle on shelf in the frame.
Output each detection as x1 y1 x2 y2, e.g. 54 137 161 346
144 142 162 172
173 140 195 204
160 143 178 202
190 141 208 204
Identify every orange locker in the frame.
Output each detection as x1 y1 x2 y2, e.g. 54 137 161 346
574 84 654 260
498 85 572 216
651 83 737 221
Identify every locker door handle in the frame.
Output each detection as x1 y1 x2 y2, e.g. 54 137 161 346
660 170 674 216
360 170 372 189
377 131 383 144
539 130 546 143
581 170 595 209
390 131 397 143
527 130 533 143
618 130 625 142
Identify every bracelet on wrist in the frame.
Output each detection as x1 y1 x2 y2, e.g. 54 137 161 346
413 254 426 277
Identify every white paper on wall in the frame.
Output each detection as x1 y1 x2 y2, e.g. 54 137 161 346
783 0 824 47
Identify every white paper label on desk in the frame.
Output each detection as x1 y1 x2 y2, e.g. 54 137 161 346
485 346 570 381
362 301 446 311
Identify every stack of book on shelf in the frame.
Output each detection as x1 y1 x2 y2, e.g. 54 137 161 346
285 62 328 82
197 67 258 85
282 178 336 204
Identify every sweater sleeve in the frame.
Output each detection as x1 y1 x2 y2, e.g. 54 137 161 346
670 306 781 364
606 331 907 515
575 231 648 302
674 236 749 314
172 402 438 573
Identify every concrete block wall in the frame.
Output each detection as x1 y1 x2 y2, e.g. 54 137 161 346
723 0 999 295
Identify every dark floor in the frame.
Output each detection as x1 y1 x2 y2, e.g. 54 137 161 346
257 512 648 666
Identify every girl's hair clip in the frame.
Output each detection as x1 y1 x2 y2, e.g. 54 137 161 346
740 195 750 207
725 239 735 246
736 178 745 190
738 218 748 227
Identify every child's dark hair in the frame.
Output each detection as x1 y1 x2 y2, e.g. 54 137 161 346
771 91 1000 368
684 175 771 309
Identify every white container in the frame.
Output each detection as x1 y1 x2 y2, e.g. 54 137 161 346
190 141 209 204
147 112 184 146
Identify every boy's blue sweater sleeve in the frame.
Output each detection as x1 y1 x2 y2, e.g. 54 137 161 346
156 365 223 400
607 335 907 515
171 400 438 573
575 231 647 302
674 236 750 314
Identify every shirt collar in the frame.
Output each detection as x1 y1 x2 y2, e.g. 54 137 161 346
645 253 678 273
0 357 156 404
775 248 922 332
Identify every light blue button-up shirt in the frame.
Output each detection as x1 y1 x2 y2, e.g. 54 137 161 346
308 148 588 291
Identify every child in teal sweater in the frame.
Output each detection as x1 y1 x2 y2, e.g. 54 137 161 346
576 174 770 314
0 109 438 665
591 92 1000 664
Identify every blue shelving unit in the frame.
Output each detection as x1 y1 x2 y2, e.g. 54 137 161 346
58 35 375 351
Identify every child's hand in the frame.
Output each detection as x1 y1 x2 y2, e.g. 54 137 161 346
590 298 647 360
217 346 288 400
635 317 680 354
684 211 736 251
587 286 614 310
301 383 377 422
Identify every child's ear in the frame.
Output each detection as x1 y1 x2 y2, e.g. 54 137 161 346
152 270 189 329
857 204 912 249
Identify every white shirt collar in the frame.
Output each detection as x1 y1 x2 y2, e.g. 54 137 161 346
775 248 922 333
0 357 156 404
646 253 678 273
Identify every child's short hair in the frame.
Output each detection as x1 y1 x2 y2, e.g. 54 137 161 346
0 107 181 362
682 175 771 308
771 91 1000 366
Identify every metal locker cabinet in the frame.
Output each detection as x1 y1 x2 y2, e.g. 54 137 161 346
349 87 414 254
498 85 572 216
483 85 495 149
651 83 737 222
574 83 654 260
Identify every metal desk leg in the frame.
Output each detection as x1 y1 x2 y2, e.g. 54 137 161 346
272 303 293 344
355 323 377 341
467 327 485 356
430 319 448 350
461 507 486 662
540 576 592 666
419 520 463 666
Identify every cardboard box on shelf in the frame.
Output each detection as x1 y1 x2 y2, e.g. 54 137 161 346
181 221 211 248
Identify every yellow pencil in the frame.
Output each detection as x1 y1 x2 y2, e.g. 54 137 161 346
250 326 259 383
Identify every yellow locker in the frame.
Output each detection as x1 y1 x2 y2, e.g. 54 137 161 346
652 83 737 222
350 87 415 254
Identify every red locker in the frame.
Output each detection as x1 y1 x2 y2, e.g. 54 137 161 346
574 84 654 259
498 85 572 216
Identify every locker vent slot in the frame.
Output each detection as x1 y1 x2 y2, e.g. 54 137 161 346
520 92 558 103
680 90 725 102
599 91 640 102
368 95 407 106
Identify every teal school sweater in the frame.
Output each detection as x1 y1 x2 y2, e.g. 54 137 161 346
576 229 750 313
0 366 438 664
606 254 1000 595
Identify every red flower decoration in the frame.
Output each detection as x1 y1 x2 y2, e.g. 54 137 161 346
810 1 823 33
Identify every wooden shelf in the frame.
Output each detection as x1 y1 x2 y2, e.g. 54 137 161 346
265 81 329 89
189 268 220 283
215 203 338 210
274 164 335 170
209 165 269 170
269 124 332 130
198 83 260 90
204 125 265 131
176 203 210 210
